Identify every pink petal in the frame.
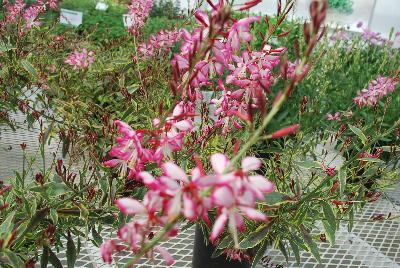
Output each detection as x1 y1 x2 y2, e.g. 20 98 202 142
210 153 230 174
162 162 188 182
248 175 275 193
212 186 235 207
115 198 146 215
155 246 175 266
240 206 267 221
138 171 158 188
103 159 121 168
173 120 193 132
210 213 228 241
183 194 197 221
241 156 262 172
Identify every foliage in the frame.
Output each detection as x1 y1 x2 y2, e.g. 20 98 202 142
0 0 399 267
327 0 353 13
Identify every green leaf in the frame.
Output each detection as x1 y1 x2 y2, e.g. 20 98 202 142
239 225 269 249
67 231 77 268
264 192 284 205
289 239 301 264
50 209 58 225
48 247 63 268
251 240 268 268
300 226 321 263
349 125 367 145
358 158 385 164
20 59 38 78
91 228 103 247
4 249 24 267
338 168 347 196
40 247 49 268
294 160 321 169
0 211 15 235
348 206 354 232
278 240 289 262
321 201 336 227
217 234 234 249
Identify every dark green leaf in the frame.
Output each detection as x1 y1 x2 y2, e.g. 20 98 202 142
239 225 269 249
67 231 77 268
48 247 63 268
40 247 49 268
289 239 301 264
251 240 268 268
300 226 321 263
92 228 103 247
278 240 289 262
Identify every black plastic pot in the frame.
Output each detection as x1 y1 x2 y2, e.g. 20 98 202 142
192 225 251 268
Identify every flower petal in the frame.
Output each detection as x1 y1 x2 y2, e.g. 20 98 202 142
155 246 175 266
241 156 262 172
240 206 267 221
248 175 275 193
210 213 228 241
162 162 188 182
212 186 235 207
115 198 146 215
210 153 230 174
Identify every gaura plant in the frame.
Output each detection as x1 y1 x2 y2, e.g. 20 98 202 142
0 0 398 267
98 0 399 267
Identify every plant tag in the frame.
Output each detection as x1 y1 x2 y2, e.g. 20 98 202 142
60 9 83 27
123 14 135 27
95 2 109 11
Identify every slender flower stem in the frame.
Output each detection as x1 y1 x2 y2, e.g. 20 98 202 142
121 217 181 268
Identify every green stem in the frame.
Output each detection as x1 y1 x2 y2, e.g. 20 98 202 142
121 218 180 268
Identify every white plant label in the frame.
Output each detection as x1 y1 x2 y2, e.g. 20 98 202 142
123 14 135 27
95 2 109 11
60 9 83 27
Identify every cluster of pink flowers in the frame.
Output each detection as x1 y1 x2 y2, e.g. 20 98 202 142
101 151 274 265
0 0 58 31
168 7 289 135
101 1 300 265
326 111 341 121
103 111 194 179
138 29 180 59
127 0 153 35
64 48 95 70
353 76 397 107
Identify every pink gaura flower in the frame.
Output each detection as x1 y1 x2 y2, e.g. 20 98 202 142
227 16 260 51
209 154 274 246
64 48 95 70
326 112 341 121
353 76 397 107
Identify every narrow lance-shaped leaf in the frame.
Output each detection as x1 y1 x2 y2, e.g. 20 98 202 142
338 168 347 196
349 125 367 145
67 231 77 268
300 225 321 263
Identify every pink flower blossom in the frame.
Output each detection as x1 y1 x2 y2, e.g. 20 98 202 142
353 76 397 107
64 48 95 70
227 17 261 51
326 112 341 121
138 29 180 59
126 0 153 35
